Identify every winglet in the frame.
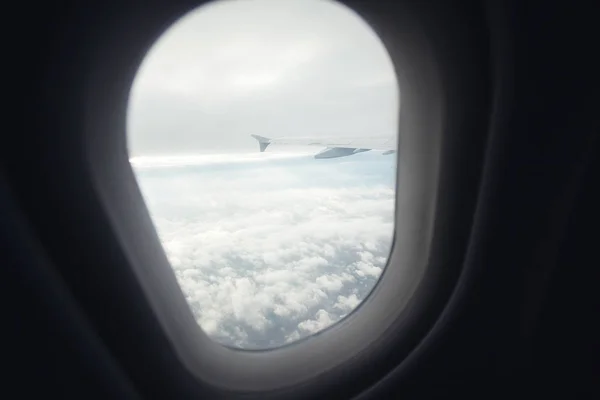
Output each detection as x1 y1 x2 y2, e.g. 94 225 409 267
251 134 272 152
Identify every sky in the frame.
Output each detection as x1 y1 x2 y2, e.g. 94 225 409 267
127 0 399 156
127 0 399 349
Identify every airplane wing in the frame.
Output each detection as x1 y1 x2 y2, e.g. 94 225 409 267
251 134 397 159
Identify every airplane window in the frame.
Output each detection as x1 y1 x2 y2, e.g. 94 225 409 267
127 0 399 350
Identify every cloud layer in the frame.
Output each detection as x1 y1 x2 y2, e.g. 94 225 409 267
133 151 395 349
127 0 398 156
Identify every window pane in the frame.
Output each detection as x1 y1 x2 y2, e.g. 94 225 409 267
127 0 399 350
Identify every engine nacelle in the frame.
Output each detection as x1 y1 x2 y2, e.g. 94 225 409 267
314 147 370 159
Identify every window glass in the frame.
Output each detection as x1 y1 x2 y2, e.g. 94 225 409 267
127 0 399 349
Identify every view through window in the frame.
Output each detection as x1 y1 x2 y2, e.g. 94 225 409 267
127 0 399 349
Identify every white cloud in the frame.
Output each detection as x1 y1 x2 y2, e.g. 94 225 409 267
298 309 335 334
334 293 362 312
133 152 395 348
127 0 399 156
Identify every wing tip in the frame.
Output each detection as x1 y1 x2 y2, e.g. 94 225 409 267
251 134 271 152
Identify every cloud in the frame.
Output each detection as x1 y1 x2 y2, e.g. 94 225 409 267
127 0 400 350
133 151 395 349
127 0 399 156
